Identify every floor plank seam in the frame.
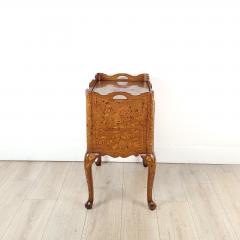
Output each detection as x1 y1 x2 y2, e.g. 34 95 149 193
80 162 98 240
227 166 240 184
39 162 71 240
24 162 46 200
0 162 48 240
0 162 45 240
3 162 240 240
39 199 57 240
180 167 203 240
119 163 124 240
0 162 13 186
0 198 26 240
153 184 161 239
184 165 202 240
205 167 239 240
80 208 88 240
185 198 201 240
55 162 71 201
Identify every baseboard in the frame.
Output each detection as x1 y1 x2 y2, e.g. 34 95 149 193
154 146 240 164
85 146 240 164
1 146 239 164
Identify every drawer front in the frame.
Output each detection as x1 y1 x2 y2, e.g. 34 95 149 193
92 128 145 156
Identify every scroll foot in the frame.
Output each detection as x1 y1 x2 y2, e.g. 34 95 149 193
85 200 93 209
148 200 157 210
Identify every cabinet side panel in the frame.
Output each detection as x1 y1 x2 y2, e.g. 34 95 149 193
146 91 154 153
91 92 148 157
86 90 93 152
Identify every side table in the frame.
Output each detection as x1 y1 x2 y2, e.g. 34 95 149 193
84 73 157 210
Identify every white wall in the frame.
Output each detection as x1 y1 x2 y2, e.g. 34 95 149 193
0 1 240 163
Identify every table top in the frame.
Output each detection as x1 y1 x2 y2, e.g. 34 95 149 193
92 80 150 95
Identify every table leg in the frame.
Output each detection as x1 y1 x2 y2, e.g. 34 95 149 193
140 154 148 167
95 154 102 166
84 152 98 209
145 154 157 210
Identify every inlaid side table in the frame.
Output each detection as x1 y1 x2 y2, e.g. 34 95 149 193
84 73 157 210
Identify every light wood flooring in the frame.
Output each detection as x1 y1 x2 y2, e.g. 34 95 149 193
0 161 240 240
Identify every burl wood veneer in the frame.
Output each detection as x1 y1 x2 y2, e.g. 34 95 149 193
84 73 156 210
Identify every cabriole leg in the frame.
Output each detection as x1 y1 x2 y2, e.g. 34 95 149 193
84 153 98 209
145 154 157 210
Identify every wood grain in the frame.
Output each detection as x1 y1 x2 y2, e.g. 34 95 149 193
81 163 123 240
0 199 23 239
6 161 44 182
0 180 32 238
2 200 55 240
0 162 44 238
181 165 238 240
41 162 90 240
121 163 159 240
0 162 12 185
202 165 240 239
155 164 186 203
157 202 199 240
85 73 156 210
27 162 70 200
1 161 240 240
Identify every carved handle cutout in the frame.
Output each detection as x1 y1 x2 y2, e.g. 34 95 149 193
95 73 149 82
117 81 128 86
116 75 128 80
113 95 127 100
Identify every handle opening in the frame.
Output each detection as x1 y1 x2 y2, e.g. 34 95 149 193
116 75 128 80
113 95 128 100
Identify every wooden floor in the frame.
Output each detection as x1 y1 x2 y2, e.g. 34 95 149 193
0 161 240 240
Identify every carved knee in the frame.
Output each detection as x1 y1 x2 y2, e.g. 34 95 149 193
84 153 98 168
144 154 156 167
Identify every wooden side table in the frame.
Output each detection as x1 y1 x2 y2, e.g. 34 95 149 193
84 73 157 210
